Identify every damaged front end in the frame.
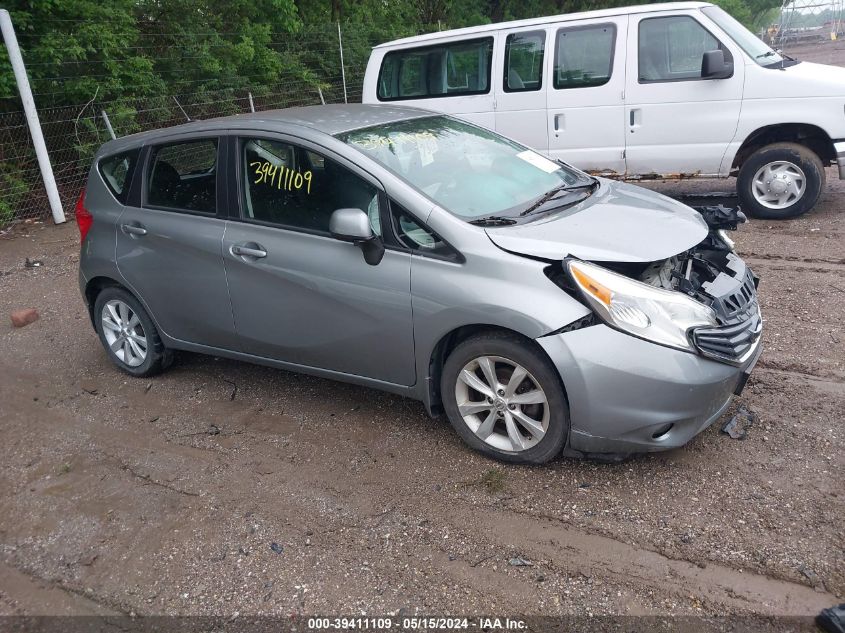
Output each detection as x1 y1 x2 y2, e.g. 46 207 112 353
564 205 762 366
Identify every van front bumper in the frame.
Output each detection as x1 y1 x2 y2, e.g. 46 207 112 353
835 140 845 179
538 324 761 455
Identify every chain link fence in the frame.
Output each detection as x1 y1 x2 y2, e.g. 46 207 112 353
0 21 401 227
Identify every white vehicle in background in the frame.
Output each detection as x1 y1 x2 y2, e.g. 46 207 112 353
362 1 845 219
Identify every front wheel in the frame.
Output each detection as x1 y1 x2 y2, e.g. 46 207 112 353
737 142 825 219
440 332 569 464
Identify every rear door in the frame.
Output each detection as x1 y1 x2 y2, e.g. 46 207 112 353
221 134 416 386
546 16 628 175
624 10 744 175
494 28 550 152
115 134 237 350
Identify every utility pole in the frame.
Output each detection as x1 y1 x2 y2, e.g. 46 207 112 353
0 9 65 224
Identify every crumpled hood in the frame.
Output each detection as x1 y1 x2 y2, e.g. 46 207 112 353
485 179 708 263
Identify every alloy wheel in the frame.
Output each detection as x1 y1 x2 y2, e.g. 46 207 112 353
454 355 549 453
101 299 147 368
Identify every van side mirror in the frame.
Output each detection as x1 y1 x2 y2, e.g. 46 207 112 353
701 49 732 79
329 208 385 266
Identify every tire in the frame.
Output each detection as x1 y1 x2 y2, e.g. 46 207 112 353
440 332 569 464
737 142 825 220
93 286 172 377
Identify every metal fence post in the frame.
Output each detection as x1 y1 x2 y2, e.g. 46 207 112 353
248 92 255 113
337 21 348 104
101 110 116 140
0 9 66 224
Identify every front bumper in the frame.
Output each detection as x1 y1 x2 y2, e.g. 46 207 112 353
538 324 762 455
836 140 845 180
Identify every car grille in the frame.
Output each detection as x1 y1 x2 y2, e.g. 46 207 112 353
693 302 762 363
693 263 762 363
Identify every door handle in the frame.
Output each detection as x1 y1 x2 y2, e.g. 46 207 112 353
629 110 635 126
629 109 641 130
554 113 565 133
230 244 267 259
121 223 147 236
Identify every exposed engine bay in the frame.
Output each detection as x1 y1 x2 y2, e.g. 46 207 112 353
598 206 762 362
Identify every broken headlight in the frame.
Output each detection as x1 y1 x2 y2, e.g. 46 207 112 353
567 260 717 352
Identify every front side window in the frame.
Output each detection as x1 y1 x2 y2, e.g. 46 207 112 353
146 139 217 213
390 202 456 260
99 149 139 202
554 24 616 89
338 116 591 221
377 38 493 101
505 31 545 92
639 16 732 82
241 138 380 235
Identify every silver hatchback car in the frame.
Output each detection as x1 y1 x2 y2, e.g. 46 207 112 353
77 104 762 464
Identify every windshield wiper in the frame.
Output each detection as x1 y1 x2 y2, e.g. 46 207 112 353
468 216 518 227
756 51 776 59
518 181 596 217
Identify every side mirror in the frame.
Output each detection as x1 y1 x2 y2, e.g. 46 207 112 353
701 49 732 79
329 208 385 266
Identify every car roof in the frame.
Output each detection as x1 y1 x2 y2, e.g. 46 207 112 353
374 2 713 49
96 104 436 155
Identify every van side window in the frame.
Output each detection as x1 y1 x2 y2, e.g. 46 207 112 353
504 31 545 92
638 16 732 82
377 38 494 101
99 149 139 203
554 24 616 90
146 139 217 214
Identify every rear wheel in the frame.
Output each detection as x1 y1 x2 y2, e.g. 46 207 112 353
441 332 569 464
737 142 825 219
94 287 172 377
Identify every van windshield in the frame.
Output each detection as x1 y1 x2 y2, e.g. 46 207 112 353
338 116 592 220
701 6 784 66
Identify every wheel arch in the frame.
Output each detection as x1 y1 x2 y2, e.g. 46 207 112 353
731 123 834 172
84 276 127 329
424 324 569 418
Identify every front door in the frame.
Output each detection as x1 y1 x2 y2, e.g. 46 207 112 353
222 135 416 386
624 10 744 176
545 16 628 175
115 135 237 350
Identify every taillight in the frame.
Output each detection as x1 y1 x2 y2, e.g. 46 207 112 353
75 188 93 243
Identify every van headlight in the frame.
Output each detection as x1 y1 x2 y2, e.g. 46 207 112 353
567 260 717 352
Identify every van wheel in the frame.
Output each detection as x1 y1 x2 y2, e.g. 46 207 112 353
737 142 825 219
440 332 569 464
94 287 172 377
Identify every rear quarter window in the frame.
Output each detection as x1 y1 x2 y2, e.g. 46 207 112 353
98 149 139 203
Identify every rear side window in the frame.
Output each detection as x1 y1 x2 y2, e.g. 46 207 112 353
504 31 546 92
98 149 139 203
638 16 732 82
554 24 616 89
146 139 217 214
378 38 493 101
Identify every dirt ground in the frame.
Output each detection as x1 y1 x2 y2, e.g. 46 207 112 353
0 41 844 623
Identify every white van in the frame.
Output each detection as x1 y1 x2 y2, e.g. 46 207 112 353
362 1 845 219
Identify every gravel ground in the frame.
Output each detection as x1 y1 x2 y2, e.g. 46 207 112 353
0 40 843 623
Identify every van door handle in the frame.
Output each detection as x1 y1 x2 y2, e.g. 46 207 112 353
231 244 267 259
121 223 147 236
629 110 635 126
554 113 565 133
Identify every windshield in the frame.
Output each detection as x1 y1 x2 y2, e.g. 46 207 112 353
701 6 784 66
337 116 591 219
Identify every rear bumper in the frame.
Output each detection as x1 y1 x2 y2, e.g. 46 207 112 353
835 140 845 180
538 324 761 455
